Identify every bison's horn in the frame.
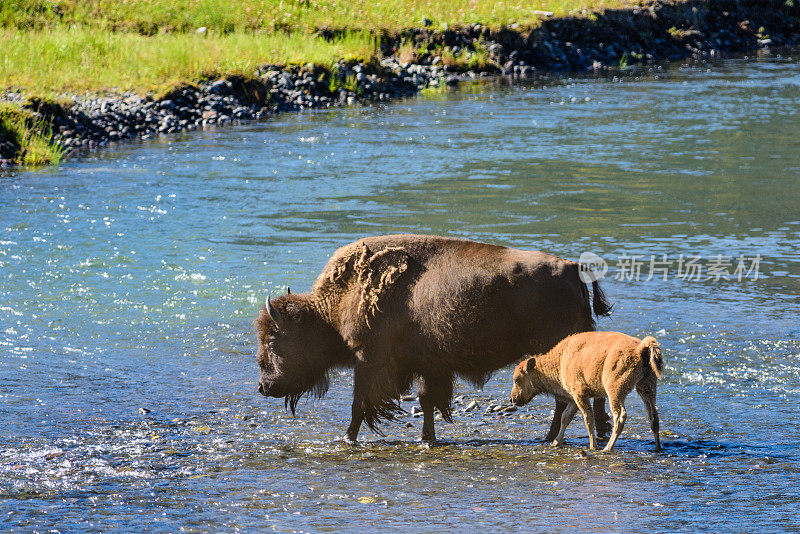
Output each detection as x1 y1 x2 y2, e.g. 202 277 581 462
266 296 278 323
287 287 291 295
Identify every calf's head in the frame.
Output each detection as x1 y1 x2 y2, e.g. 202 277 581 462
510 357 541 407
254 293 348 413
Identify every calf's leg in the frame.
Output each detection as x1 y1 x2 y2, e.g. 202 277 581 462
602 398 627 452
553 401 578 446
637 381 662 452
576 396 597 450
546 399 568 441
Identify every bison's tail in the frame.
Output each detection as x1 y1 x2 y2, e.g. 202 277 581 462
637 336 664 379
591 280 613 317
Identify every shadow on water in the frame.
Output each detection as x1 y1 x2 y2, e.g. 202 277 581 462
341 436 800 463
664 439 800 462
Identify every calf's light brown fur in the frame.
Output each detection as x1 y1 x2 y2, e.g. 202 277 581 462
510 331 664 452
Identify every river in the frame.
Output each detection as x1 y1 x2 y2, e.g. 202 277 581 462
1 51 799 532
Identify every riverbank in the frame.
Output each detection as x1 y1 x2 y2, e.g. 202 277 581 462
2 0 799 167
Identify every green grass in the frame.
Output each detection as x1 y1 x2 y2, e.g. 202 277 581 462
2 0 637 34
0 102 63 165
0 27 379 93
0 0 640 165
328 67 363 95
0 0 640 94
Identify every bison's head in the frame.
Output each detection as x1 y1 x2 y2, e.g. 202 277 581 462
254 292 349 414
510 357 542 407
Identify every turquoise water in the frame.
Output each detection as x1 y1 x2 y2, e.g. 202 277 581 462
2 52 800 532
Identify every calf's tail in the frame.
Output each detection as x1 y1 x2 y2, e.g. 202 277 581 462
638 336 664 379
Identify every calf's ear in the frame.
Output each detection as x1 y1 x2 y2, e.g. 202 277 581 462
524 358 536 374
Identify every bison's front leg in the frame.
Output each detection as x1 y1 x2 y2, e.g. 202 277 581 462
345 391 365 444
419 393 437 443
345 365 369 443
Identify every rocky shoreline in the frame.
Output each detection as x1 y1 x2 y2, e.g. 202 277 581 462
2 0 799 167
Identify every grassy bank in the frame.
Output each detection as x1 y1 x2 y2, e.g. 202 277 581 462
8 0 796 166
0 1 638 95
1 27 379 93
0 102 62 165
3 1 634 35
0 0 638 166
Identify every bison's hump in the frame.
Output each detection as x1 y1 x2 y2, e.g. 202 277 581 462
312 241 411 326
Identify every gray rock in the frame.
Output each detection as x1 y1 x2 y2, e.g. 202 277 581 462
208 79 232 95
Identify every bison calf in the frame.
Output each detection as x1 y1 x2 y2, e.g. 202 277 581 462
510 331 663 452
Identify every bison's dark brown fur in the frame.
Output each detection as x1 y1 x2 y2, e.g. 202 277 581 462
255 234 611 442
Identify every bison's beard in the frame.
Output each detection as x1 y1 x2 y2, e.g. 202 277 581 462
283 372 330 416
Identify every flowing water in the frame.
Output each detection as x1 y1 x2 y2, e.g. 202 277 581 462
2 51 800 532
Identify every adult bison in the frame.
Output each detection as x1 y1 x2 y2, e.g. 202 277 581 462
254 234 612 442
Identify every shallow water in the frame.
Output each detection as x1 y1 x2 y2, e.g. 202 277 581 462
2 51 800 532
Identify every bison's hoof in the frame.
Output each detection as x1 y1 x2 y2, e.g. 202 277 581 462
343 435 359 445
551 440 562 447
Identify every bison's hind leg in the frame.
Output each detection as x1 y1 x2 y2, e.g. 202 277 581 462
417 374 454 443
593 398 612 437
